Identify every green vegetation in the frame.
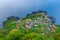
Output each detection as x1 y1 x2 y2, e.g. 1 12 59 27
0 10 60 40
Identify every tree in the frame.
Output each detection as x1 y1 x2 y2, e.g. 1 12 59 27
7 16 20 21
3 16 19 28
0 30 6 39
48 16 56 24
3 21 7 27
6 29 24 40
22 33 46 40
53 32 60 40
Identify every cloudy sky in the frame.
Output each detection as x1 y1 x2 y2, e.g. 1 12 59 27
0 0 60 28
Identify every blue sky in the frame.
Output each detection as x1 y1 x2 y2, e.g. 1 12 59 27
0 0 60 28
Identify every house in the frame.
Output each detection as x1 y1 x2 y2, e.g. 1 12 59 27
17 19 22 24
47 27 51 32
43 22 46 24
51 24 57 28
37 18 42 24
26 25 31 29
26 22 31 29
32 20 39 26
26 21 32 29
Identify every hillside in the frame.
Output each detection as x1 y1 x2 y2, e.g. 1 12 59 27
14 11 57 33
0 10 60 40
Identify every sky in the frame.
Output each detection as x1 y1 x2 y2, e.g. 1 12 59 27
0 0 60 28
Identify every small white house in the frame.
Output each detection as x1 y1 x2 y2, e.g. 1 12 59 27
17 20 22 24
26 24 31 29
26 22 32 29
32 20 39 26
